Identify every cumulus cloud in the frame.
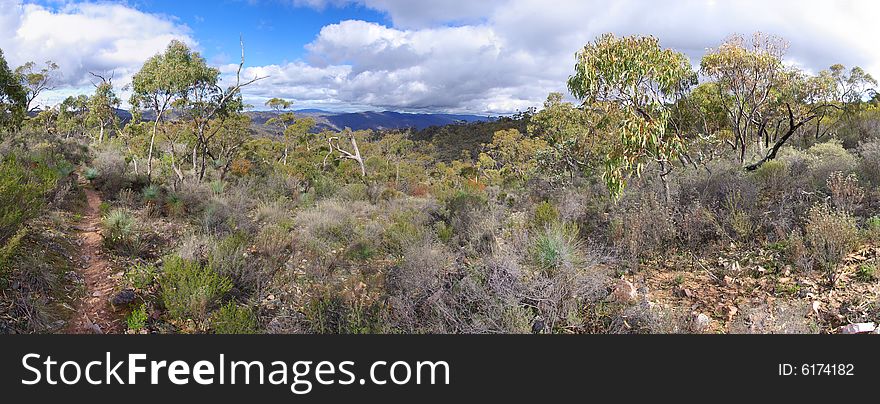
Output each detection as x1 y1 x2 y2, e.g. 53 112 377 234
238 0 880 113
5 0 880 113
0 0 195 108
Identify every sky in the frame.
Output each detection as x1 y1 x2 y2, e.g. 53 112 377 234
0 0 878 114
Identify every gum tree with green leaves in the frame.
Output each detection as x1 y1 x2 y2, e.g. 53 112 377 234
567 33 697 201
14 60 60 113
265 98 314 164
0 49 26 133
86 73 121 143
131 40 214 180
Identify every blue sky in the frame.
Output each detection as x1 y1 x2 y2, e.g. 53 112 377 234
3 0 880 113
30 0 390 65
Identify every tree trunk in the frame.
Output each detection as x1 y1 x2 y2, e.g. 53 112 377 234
146 112 162 181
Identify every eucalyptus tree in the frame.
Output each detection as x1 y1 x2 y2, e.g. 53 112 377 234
702 33 875 170
700 33 788 164
527 92 602 183
57 95 89 138
131 40 213 180
176 38 265 180
14 60 60 113
86 73 121 143
0 49 26 132
567 33 697 200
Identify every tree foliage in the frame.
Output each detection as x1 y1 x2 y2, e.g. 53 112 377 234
568 33 697 198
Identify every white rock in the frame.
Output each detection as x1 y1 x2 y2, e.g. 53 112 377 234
694 313 711 332
839 323 876 334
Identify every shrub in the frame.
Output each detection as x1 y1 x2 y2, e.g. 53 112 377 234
159 256 232 328
102 209 142 256
142 185 161 203
0 158 55 243
857 139 880 186
753 159 788 192
804 204 859 284
805 140 858 188
866 216 880 242
0 227 27 274
165 193 185 217
531 222 584 272
337 182 369 202
855 264 876 283
383 212 427 255
92 147 129 198
209 180 225 196
84 167 99 181
827 171 864 213
253 224 293 259
126 304 148 332
532 201 559 229
435 222 454 243
211 302 258 334
125 263 158 290
346 239 377 261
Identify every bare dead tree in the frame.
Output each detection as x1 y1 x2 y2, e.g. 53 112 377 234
323 131 366 177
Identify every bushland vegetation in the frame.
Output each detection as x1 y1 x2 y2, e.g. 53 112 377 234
2 33 880 334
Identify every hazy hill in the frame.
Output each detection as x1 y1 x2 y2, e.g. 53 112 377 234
247 110 493 133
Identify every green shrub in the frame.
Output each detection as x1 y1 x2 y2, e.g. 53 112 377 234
337 182 369 202
346 239 377 261
211 302 258 334
855 264 876 283
753 159 787 191
804 205 859 284
435 222 454 243
209 180 225 196
159 256 232 328
0 227 27 274
102 209 139 255
531 222 584 272
126 303 148 332
866 216 880 242
532 201 559 229
0 158 55 243
84 167 99 181
805 140 858 188
125 263 158 290
165 193 185 217
383 213 426 255
142 185 160 203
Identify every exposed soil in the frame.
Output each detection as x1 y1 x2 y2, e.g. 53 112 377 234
65 183 124 334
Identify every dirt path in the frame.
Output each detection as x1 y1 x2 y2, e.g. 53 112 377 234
66 184 124 334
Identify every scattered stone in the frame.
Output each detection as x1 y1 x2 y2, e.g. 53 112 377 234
693 313 711 333
673 286 693 298
109 289 137 307
724 306 738 322
610 280 638 304
839 323 876 334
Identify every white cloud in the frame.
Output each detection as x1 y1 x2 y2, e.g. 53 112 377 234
258 0 880 113
4 0 880 113
0 0 195 109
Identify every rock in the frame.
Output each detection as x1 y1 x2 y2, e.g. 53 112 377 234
693 313 711 333
673 286 693 298
109 289 137 307
839 323 876 334
609 280 638 304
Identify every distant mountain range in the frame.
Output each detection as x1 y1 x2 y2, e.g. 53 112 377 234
106 109 493 134
247 110 493 133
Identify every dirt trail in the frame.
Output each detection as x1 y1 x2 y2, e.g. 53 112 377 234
66 184 124 334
